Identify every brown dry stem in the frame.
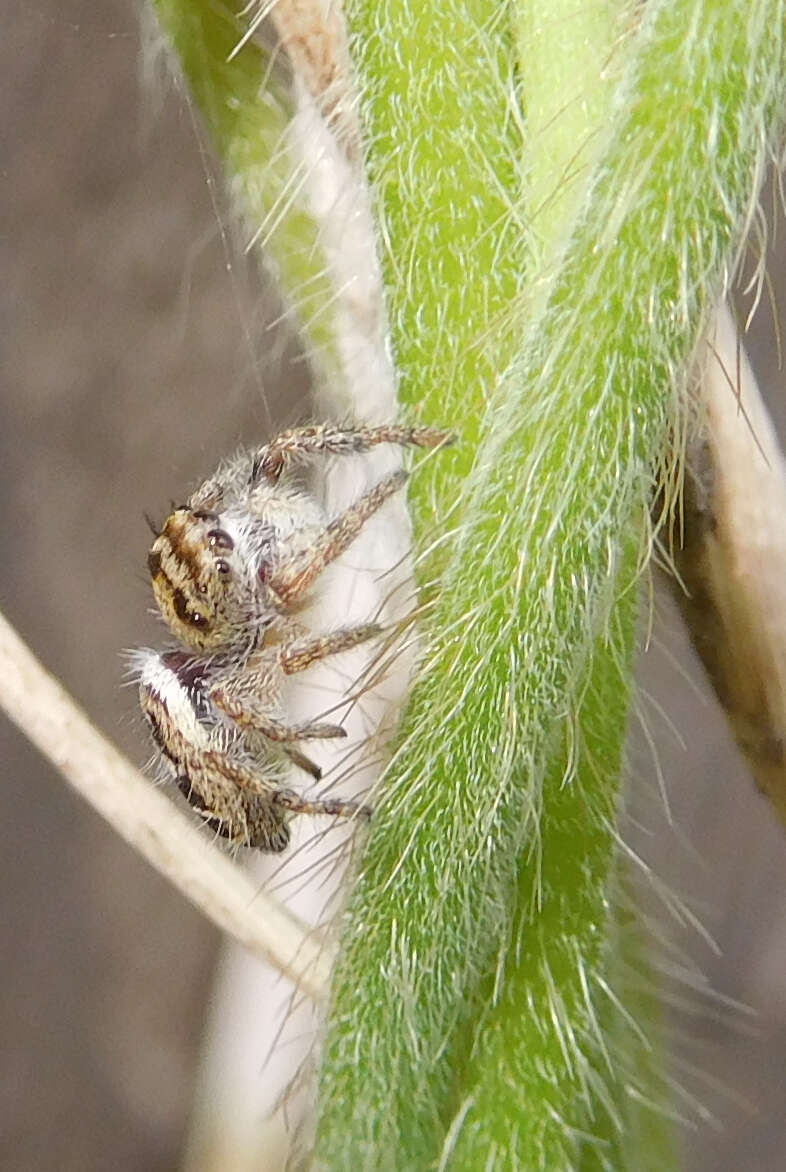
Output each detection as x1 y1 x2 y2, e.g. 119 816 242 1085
266 0 361 157
0 608 334 1000
669 301 786 826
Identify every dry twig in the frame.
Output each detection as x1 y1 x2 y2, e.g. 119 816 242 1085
0 609 334 1001
669 302 786 826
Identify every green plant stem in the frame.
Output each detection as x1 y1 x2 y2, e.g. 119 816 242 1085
342 0 527 476
516 0 628 261
447 554 637 1168
315 1 786 1168
440 5 678 1169
151 0 342 386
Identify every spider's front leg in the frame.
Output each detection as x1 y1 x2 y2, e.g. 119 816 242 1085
252 422 452 482
279 623 384 674
268 471 408 605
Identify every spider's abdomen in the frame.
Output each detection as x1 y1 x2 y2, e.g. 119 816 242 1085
137 649 290 851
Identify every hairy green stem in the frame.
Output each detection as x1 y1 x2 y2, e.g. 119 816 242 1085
438 5 678 1169
314 1 786 1168
446 557 637 1168
516 0 628 262
151 0 342 386
341 0 527 472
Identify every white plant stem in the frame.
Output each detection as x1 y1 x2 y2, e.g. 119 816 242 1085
181 5 414 1169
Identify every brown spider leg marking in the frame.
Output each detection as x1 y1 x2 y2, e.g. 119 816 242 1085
283 746 323 780
210 627 384 778
279 623 384 674
183 748 365 846
209 688 348 742
271 789 372 822
191 751 295 852
252 423 452 482
269 470 408 605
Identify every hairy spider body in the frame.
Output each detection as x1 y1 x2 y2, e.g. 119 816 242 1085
138 649 293 850
137 423 450 851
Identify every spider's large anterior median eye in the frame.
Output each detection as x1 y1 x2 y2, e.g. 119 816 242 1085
215 559 231 576
207 528 234 551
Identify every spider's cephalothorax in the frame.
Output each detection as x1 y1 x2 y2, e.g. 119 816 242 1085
136 423 450 850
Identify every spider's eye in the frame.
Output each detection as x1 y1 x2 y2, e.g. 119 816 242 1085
207 528 234 551
215 559 231 576
172 589 209 632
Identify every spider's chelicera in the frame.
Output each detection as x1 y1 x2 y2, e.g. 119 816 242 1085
135 423 449 851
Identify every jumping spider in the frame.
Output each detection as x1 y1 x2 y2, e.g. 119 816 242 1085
136 423 449 852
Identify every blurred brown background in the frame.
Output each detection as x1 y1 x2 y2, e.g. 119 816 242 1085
2 3 786 1169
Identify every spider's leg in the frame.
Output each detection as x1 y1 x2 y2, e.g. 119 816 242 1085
242 800 291 852
271 789 372 822
186 754 292 852
210 685 347 742
283 746 323 780
172 745 294 852
252 423 451 482
280 623 383 674
269 470 407 605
